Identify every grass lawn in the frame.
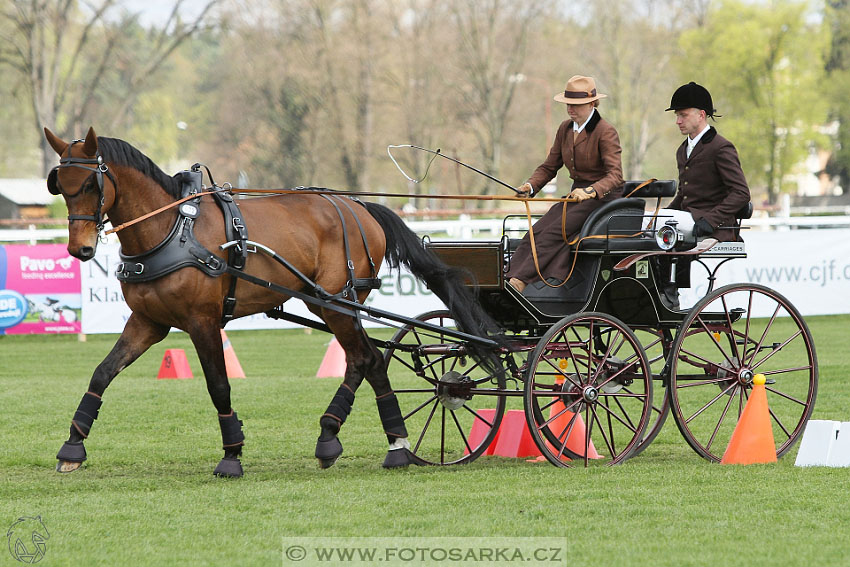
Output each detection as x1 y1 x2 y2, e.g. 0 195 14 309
1 315 849 566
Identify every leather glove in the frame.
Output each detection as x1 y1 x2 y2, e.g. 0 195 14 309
516 182 533 196
568 186 596 202
692 217 714 238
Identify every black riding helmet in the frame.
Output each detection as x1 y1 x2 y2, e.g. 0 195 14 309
665 82 718 117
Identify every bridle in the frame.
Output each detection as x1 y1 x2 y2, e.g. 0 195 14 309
48 139 116 235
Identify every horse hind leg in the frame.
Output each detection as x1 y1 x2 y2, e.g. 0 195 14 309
56 314 169 473
313 310 381 469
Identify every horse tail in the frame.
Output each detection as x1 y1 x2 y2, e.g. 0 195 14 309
362 201 505 371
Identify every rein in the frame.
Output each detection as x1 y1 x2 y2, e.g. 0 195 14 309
105 186 580 235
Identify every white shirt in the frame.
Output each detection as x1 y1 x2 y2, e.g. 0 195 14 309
573 108 596 134
686 124 711 158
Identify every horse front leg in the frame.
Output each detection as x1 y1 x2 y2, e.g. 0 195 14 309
56 313 170 473
188 323 244 478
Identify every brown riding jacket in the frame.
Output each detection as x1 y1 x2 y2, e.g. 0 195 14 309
669 127 750 242
526 111 624 198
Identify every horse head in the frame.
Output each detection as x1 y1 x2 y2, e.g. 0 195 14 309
44 126 117 261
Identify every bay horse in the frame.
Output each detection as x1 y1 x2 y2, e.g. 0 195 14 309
44 126 500 477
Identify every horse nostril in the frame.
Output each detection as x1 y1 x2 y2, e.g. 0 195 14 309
78 246 95 259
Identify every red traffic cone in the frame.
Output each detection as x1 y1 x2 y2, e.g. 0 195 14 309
721 374 777 464
220 330 246 379
316 338 347 378
157 349 193 379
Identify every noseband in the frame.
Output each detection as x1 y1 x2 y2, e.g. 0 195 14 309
48 139 115 234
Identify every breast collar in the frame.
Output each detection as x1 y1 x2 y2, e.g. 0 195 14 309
115 169 249 323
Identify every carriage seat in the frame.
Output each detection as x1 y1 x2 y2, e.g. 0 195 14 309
576 198 655 252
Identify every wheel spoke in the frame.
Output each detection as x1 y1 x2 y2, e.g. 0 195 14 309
402 395 438 421
750 330 803 371
705 386 737 452
684 381 737 424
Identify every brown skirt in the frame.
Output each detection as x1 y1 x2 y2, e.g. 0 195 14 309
507 198 607 284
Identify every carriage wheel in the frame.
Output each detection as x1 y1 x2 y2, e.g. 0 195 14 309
668 284 817 462
524 312 653 467
383 310 508 465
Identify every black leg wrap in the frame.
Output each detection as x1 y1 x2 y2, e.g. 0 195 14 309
71 392 102 438
322 384 355 426
376 392 408 442
56 441 87 463
218 411 245 449
315 385 354 469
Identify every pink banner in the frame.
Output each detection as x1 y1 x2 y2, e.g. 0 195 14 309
0 244 81 334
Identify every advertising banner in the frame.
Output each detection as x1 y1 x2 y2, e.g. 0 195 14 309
81 243 445 334
0 244 82 334
75 230 850 334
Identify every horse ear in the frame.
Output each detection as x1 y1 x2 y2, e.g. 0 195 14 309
83 126 98 156
43 127 68 156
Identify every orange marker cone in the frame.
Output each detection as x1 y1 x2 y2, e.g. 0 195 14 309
220 330 246 379
491 410 542 458
316 338 347 378
157 348 193 379
463 409 499 456
721 374 777 464
544 400 602 460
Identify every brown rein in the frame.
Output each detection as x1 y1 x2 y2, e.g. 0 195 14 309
104 187 585 235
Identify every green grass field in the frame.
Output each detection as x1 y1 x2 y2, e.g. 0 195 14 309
2 316 849 566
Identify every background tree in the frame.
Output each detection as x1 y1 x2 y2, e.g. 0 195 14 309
825 0 850 194
680 0 828 205
0 0 219 175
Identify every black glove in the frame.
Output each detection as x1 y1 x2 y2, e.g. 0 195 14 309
693 217 714 238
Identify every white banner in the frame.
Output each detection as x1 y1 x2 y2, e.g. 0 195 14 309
678 228 850 315
80 244 445 334
81 230 850 333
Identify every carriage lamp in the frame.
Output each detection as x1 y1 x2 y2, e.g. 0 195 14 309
654 216 697 251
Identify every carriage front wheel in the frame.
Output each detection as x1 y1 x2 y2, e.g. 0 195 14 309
383 311 508 465
668 283 818 462
524 312 653 467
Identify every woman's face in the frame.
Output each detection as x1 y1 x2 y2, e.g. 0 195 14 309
567 102 594 125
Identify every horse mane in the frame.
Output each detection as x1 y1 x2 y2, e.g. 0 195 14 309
97 136 181 198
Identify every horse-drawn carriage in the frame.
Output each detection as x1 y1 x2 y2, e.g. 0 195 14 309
45 128 816 475
385 180 817 467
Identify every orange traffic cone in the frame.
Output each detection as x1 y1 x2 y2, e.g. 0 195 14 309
316 338 347 378
157 348 193 379
544 399 602 460
721 374 777 464
220 330 246 379
491 410 542 458
464 409 500 456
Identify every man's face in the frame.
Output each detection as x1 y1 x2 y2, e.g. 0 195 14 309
675 108 705 137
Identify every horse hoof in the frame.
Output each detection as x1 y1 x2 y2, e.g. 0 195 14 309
56 460 83 473
315 437 343 469
382 448 416 469
213 457 243 478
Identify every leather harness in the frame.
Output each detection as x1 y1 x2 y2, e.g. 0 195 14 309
115 171 380 326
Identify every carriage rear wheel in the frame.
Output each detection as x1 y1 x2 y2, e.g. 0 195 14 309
668 283 818 462
524 312 653 467
383 311 508 465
